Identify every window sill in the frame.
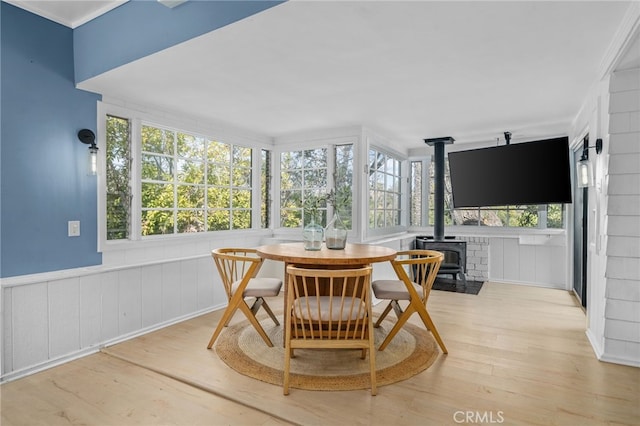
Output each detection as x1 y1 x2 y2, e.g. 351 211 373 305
407 225 566 239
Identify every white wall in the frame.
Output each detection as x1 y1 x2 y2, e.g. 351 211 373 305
571 6 640 367
602 66 640 365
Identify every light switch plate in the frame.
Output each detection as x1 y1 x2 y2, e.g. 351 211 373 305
68 220 80 237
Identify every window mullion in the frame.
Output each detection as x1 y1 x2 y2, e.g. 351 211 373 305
251 148 261 229
228 149 234 231
204 140 209 231
538 205 547 229
131 118 143 240
422 158 429 227
172 130 178 234
327 144 336 218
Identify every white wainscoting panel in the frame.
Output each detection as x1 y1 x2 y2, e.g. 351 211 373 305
180 259 199 317
11 283 48 371
197 257 217 311
502 238 520 281
1 254 225 382
3 289 13 373
161 262 182 321
518 245 537 283
489 236 567 288
79 273 102 349
49 278 80 359
101 270 120 342
141 265 163 328
118 268 142 336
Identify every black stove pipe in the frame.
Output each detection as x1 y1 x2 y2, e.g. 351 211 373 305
424 137 455 242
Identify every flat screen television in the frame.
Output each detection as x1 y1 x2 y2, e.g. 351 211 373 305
447 136 572 208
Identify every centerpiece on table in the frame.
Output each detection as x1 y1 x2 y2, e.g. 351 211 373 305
302 192 325 251
324 189 348 250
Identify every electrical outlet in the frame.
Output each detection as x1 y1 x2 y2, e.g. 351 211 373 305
68 220 80 237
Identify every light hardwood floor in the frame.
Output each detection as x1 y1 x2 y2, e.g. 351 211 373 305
1 282 638 425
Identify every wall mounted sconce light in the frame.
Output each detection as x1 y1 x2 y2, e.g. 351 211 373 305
576 137 602 188
78 129 98 175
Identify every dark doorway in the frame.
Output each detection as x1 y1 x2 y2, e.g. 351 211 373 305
573 136 588 308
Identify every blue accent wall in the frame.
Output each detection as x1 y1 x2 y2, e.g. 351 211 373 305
1 3 102 277
74 0 286 83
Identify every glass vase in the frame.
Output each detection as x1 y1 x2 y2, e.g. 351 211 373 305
303 219 324 250
325 213 347 250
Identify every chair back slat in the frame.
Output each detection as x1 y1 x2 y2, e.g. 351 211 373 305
392 250 443 303
286 266 372 341
212 248 262 299
284 265 377 395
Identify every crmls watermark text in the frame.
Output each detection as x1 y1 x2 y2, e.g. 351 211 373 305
453 410 505 424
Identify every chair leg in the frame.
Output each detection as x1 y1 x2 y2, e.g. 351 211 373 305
390 300 404 319
207 302 240 349
374 302 393 327
238 301 274 347
458 272 468 286
369 351 377 396
283 312 292 395
378 307 414 351
368 315 377 396
260 299 280 326
247 298 280 326
249 297 264 316
415 305 448 354
208 295 275 348
283 345 291 395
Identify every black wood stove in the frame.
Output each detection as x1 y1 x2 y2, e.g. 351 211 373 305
421 137 468 285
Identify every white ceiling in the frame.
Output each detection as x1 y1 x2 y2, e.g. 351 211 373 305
9 0 636 151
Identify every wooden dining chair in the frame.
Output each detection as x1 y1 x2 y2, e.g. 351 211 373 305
371 250 447 353
283 265 376 395
207 248 282 349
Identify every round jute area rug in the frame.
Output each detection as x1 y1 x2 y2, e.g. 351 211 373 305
215 314 439 391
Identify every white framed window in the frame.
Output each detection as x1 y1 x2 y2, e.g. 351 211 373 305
368 148 402 230
280 147 328 227
410 159 424 227
334 143 354 230
261 149 272 228
277 143 354 230
105 114 132 240
101 103 271 245
138 124 253 235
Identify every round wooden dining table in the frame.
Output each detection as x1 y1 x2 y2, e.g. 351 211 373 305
256 242 397 268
